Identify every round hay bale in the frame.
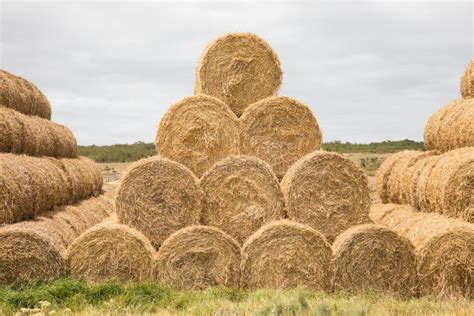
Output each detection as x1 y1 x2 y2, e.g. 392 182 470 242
155 95 240 177
195 32 282 116
413 155 442 211
281 151 371 242
59 156 103 203
391 151 439 204
460 60 473 98
370 204 474 298
116 156 202 249
425 147 474 222
376 151 418 203
423 100 460 151
153 225 240 290
0 69 52 119
68 219 155 283
0 225 65 284
332 224 418 297
200 155 285 244
241 219 332 290
407 155 438 207
0 106 23 152
239 96 322 179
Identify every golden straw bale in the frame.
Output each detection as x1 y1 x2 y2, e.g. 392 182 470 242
239 96 322 179
281 151 371 242
241 220 332 290
116 156 202 249
200 156 285 244
424 100 460 151
0 69 51 119
460 60 474 98
68 218 155 283
424 147 473 222
332 224 418 297
370 203 473 298
412 155 442 212
154 225 240 290
155 95 240 177
0 194 112 284
195 33 282 116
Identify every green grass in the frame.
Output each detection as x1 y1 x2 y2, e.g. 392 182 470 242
78 140 424 163
0 279 472 315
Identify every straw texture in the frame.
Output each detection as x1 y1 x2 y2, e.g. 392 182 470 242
281 151 371 242
154 225 241 290
241 220 332 290
240 96 322 179
195 33 282 116
460 60 473 98
155 95 240 178
0 69 51 119
115 156 202 249
200 155 285 244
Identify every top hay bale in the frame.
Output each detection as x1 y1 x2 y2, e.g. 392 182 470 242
153 225 241 290
115 156 202 249
240 96 322 179
424 98 474 152
0 106 77 157
460 60 474 98
195 33 282 117
200 155 285 245
155 95 239 178
281 151 371 242
370 203 474 298
0 69 51 119
241 219 332 290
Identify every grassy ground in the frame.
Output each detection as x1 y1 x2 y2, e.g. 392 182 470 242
1 279 472 315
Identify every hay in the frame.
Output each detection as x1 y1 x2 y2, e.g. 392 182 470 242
413 155 442 211
241 219 332 290
424 147 474 222
376 150 419 203
0 194 113 284
155 95 240 177
0 154 103 224
423 99 474 152
200 155 285 244
0 69 52 119
195 32 282 117
116 156 202 249
67 218 155 283
153 225 240 290
386 151 439 204
408 155 440 208
460 60 473 98
332 224 418 297
239 96 322 179
281 151 371 242
370 203 474 297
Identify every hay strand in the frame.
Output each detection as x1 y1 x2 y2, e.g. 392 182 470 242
116 156 202 249
0 69 52 119
200 155 285 244
281 151 371 242
195 32 282 117
241 219 332 290
332 224 418 297
153 225 240 290
460 60 474 98
155 95 240 177
239 96 322 179
370 203 474 297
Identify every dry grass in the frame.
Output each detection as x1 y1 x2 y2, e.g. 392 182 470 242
460 59 473 98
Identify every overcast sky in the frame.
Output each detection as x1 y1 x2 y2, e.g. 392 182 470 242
0 0 472 145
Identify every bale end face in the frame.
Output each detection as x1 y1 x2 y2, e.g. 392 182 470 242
153 225 241 290
332 224 418 297
241 220 332 290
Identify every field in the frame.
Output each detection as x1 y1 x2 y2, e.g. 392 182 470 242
1 279 473 315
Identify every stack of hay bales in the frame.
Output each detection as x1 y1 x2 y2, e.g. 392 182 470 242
0 70 112 283
376 61 473 223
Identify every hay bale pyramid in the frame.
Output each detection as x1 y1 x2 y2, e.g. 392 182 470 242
1 35 472 299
